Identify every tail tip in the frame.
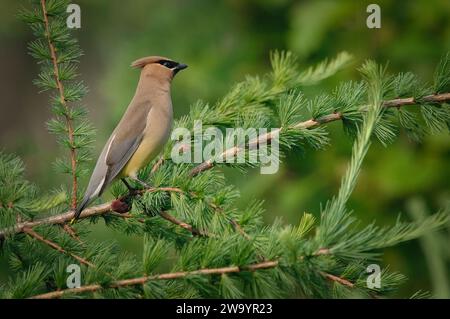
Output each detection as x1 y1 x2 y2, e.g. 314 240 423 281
72 198 89 223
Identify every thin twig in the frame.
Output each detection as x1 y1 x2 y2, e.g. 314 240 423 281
159 211 209 237
118 188 242 239
209 202 251 240
114 211 209 237
320 271 355 288
383 92 450 107
61 224 82 242
314 248 331 256
40 0 78 209
23 227 94 267
151 157 165 174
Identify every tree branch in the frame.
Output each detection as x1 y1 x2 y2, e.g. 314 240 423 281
30 260 279 299
0 187 204 239
29 259 356 299
320 271 354 288
151 156 165 174
23 227 94 267
1 94 448 240
61 224 82 242
209 202 251 240
382 92 450 107
116 211 210 237
40 0 78 209
190 93 450 176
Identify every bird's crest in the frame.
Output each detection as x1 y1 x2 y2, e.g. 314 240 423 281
131 56 169 69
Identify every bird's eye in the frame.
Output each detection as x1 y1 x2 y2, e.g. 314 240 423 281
158 60 177 68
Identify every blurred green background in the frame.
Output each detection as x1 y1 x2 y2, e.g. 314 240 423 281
0 0 449 297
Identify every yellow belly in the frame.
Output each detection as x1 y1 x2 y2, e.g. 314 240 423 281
120 140 161 178
120 107 172 178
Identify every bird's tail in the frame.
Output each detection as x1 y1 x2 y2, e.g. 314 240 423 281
71 196 92 224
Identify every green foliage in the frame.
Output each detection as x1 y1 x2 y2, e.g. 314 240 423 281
19 0 94 203
297 51 353 86
0 0 449 299
0 152 37 229
316 60 386 248
434 52 450 94
407 199 450 298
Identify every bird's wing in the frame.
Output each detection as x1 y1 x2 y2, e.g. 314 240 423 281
100 101 151 192
74 100 151 218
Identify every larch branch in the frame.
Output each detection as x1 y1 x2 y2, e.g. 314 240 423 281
151 157 165 174
0 187 195 239
190 93 450 176
40 0 78 209
30 260 279 299
61 224 82 242
23 227 94 267
320 271 355 288
29 260 356 299
159 211 209 237
115 211 209 237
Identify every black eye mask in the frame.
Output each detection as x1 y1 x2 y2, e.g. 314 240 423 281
158 60 179 69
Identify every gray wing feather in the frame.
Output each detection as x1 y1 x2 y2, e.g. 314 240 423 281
100 101 151 193
78 99 151 213
101 135 143 192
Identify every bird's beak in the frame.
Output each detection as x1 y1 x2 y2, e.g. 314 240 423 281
174 63 188 73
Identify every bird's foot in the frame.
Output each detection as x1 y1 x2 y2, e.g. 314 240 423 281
131 177 151 189
121 178 137 194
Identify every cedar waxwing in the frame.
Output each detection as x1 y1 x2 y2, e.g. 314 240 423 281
73 56 188 220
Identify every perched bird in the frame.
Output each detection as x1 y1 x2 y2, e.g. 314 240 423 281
73 56 187 220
